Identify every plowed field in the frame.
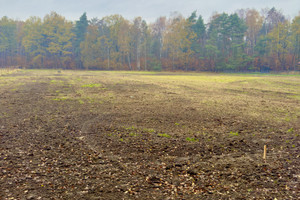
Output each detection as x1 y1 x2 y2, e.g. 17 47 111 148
1 70 299 199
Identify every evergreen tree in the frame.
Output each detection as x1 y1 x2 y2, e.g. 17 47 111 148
73 12 88 68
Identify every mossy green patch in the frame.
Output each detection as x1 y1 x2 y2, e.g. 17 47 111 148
129 132 139 137
78 99 85 104
287 128 294 133
143 128 155 133
52 97 69 101
81 83 102 88
229 131 239 136
50 80 64 84
125 126 137 131
186 137 198 142
158 133 171 138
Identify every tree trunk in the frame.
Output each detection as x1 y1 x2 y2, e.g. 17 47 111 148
136 51 140 70
127 54 132 70
144 44 147 71
107 48 110 70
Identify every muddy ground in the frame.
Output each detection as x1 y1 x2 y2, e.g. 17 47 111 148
0 70 299 199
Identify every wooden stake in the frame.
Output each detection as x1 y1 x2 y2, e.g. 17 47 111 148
263 145 267 160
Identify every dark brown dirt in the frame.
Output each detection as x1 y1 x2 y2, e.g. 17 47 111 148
0 70 299 199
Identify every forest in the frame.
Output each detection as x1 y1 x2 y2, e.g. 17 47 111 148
0 7 300 72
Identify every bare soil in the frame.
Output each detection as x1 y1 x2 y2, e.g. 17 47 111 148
0 70 299 199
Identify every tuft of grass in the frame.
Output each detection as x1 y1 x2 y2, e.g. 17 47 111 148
125 126 137 130
287 128 294 133
78 99 84 104
52 97 68 101
129 132 138 137
0 69 19 76
50 80 63 84
229 131 239 136
285 117 291 122
143 128 155 133
158 133 171 138
186 137 198 142
81 83 102 88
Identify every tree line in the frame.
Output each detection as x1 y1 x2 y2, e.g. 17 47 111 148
0 7 299 72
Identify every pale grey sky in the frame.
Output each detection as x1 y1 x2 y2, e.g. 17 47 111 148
0 0 299 22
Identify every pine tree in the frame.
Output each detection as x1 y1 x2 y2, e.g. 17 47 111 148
73 12 88 68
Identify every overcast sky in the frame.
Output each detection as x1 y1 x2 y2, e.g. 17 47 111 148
0 0 299 23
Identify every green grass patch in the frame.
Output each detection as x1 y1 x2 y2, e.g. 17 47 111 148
186 137 198 142
125 126 137 131
229 131 239 136
158 133 171 138
52 97 69 101
143 128 155 133
78 99 84 104
50 80 64 84
129 132 139 137
288 95 300 100
81 83 102 88
287 128 294 133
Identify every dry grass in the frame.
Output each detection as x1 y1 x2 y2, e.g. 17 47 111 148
0 68 19 76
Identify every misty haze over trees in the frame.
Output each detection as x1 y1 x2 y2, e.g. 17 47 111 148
0 7 300 72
